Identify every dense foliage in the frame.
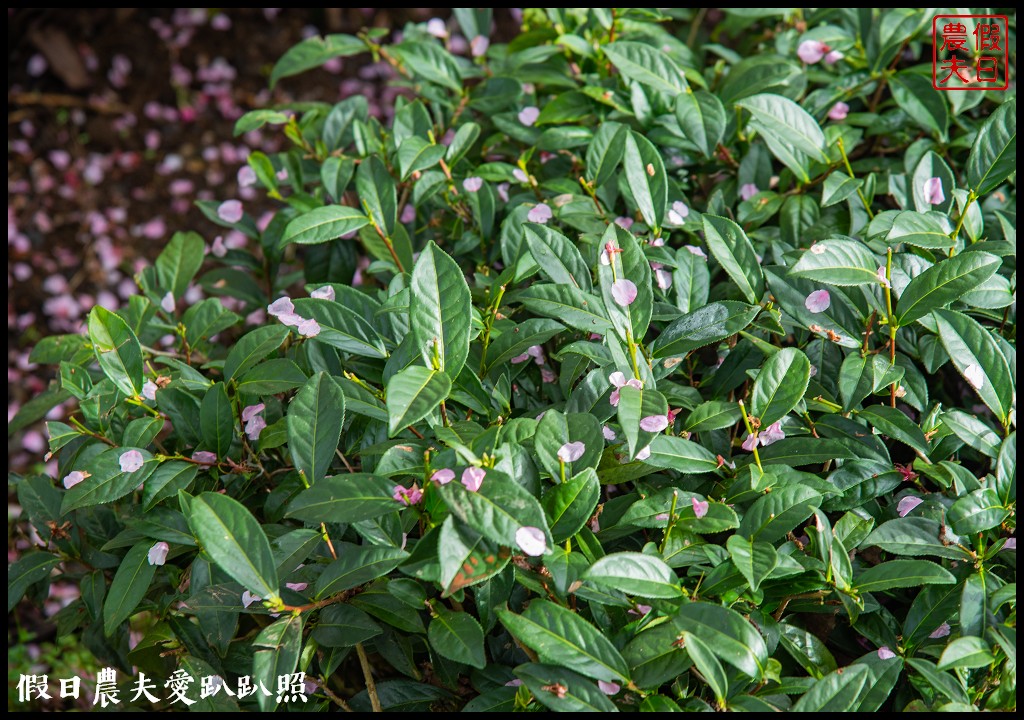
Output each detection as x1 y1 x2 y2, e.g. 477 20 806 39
10 7 1016 712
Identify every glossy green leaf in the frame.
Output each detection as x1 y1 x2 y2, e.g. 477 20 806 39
156 231 205 299
583 552 679 599
88 306 144 397
855 560 955 593
356 154 397 237
428 607 486 669
623 132 667 229
672 602 768 679
499 599 629 681
895 252 1001 326
652 301 759 358
858 405 929 455
199 382 233 459
189 492 280 602
223 325 290 382
604 41 687 95
410 241 472 378
542 468 600 543
750 347 810 426
287 372 346 485
252 615 302 712
702 215 765 303
675 90 726 157
738 485 822 543
314 545 408 598
281 205 370 246
966 97 1016 194
682 632 728 707
934 309 1014 424
792 664 871 712
286 473 397 525
523 224 592 292
439 471 549 550
790 238 880 286
385 365 451 436
103 543 158 635
726 535 778 592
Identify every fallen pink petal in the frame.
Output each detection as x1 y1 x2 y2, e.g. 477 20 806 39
805 289 831 313
923 176 945 205
897 496 923 517
119 449 145 473
147 541 170 566
217 199 244 223
515 526 546 556
462 467 486 492
611 279 638 306
692 497 709 518
518 106 540 126
639 414 669 432
527 203 552 223
557 441 586 463
431 468 455 485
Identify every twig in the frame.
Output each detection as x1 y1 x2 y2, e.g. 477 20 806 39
355 643 382 713
320 523 338 560
318 679 354 712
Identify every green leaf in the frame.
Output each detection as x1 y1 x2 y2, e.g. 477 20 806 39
604 41 687 95
8 553 61 613
790 238 881 286
583 552 680 599
778 623 837 679
623 132 667 229
616 384 668 460
397 136 446 180
672 602 768 679
438 471 550 549
286 473 397 525
644 435 720 474
313 604 382 647
933 309 1014 424
199 383 233 459
911 151 955 214
533 410 604 481
750 347 810 426
236 359 307 396
523 224 592 292
314 545 408 598
738 93 827 162
675 90 726 157
88 306 144 397
792 664 871 712
410 241 472 378
542 468 600 543
484 319 565 373
437 517 511 597
967 98 1016 194
683 401 743 432
156 232 206 298
356 155 397 237
269 33 365 87
702 215 765 303
895 252 1001 326
726 535 778 592
428 607 486 669
292 297 388 359
906 659 970 704
281 205 370 247
937 637 995 671
858 405 929 455
223 326 290 382
189 492 280 602
498 599 629 682
103 543 158 635
821 172 863 208
890 73 949 139
287 372 346 485
683 632 728 707
854 560 955 593
738 485 821 543
586 121 628 187
515 663 618 713
885 211 954 249
385 365 451 437
652 301 759 358
519 284 612 334
862 517 970 560
947 487 1009 535
61 447 156 513
253 615 303 712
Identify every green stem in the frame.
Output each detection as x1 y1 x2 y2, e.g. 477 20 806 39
836 136 875 219
883 248 897 407
738 400 763 473
948 190 977 256
658 490 681 554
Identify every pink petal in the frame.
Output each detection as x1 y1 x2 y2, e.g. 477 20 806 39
63 471 87 489
470 35 489 57
897 496 923 517
611 279 638 306
877 646 897 660
267 297 294 317
923 176 945 205
462 467 486 492
797 39 828 64
518 106 540 126
119 450 144 473
527 203 552 223
286 582 309 592
463 176 483 192
804 289 831 313
639 414 669 432
557 441 586 463
217 199 244 223
191 451 218 465
515 526 546 556
742 433 758 452
311 286 335 301
597 680 620 695
828 101 850 121
739 183 759 201
161 292 176 313
431 468 455 485
608 371 627 388
929 622 951 639
298 318 321 337
759 421 786 446
148 541 170 566
692 497 709 518
241 403 265 423
824 49 844 65
635 445 651 461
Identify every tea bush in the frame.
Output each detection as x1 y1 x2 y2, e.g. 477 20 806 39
10 7 1016 712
